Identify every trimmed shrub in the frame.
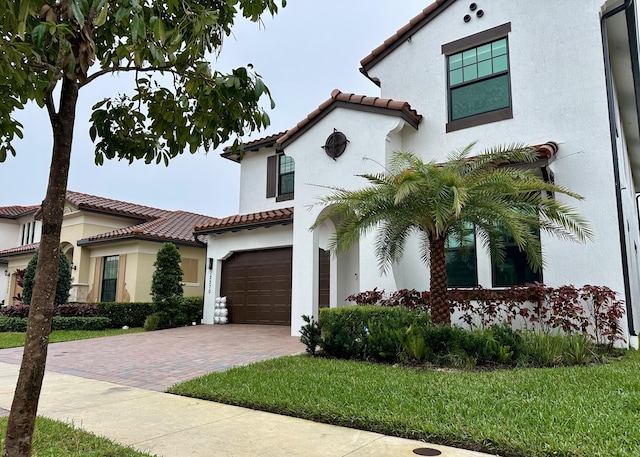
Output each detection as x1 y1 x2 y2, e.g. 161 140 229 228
51 317 111 331
144 313 163 331
56 303 100 317
0 316 111 332
174 296 204 327
151 242 183 327
319 306 429 359
0 304 30 318
22 250 72 305
97 302 157 328
0 316 28 332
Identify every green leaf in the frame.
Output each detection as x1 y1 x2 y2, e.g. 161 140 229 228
31 24 47 50
131 14 140 42
95 5 109 27
115 7 129 24
70 0 85 24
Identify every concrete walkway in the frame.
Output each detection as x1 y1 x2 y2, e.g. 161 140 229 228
0 327 497 456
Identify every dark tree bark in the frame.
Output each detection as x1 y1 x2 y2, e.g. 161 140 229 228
2 76 78 457
429 235 451 326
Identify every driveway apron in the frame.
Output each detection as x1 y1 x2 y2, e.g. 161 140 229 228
0 324 304 391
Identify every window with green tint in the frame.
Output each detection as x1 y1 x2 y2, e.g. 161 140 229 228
445 227 477 287
492 234 542 287
278 155 295 195
447 37 510 122
101 255 118 302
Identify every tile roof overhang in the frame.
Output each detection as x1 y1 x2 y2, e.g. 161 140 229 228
276 89 423 150
64 190 168 221
359 0 454 85
221 131 287 163
194 208 293 235
0 205 40 220
0 243 39 260
77 210 213 247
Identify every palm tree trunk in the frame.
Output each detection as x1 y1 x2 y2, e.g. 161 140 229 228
429 235 451 325
3 76 78 457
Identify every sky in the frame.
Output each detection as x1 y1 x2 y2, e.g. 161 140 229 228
0 1 427 217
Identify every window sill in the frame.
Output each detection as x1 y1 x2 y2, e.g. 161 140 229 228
446 107 513 133
276 193 294 202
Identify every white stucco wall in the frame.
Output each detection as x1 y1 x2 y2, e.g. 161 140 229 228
236 148 298 215
364 0 627 298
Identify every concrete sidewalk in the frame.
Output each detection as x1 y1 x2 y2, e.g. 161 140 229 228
0 362 495 457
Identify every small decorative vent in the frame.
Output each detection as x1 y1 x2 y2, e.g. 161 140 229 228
322 129 349 160
464 3 484 22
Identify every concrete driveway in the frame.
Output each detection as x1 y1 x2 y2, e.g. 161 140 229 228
0 324 304 391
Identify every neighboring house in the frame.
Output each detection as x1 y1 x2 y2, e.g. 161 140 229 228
1 191 211 305
195 0 640 346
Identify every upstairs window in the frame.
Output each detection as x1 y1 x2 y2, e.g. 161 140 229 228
443 23 512 132
278 155 295 196
20 222 35 245
266 153 295 201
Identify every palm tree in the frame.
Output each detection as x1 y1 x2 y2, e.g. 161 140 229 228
313 144 593 325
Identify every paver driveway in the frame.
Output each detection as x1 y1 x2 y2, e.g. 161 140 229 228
0 325 304 391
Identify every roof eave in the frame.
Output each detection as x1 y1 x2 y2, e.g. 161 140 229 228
195 218 293 236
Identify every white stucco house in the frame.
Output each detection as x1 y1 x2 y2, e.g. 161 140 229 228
195 0 640 345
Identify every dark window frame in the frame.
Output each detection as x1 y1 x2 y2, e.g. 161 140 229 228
100 255 119 302
267 153 295 201
445 226 478 288
491 238 543 287
443 23 513 133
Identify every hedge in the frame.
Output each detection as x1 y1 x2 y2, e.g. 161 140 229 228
96 302 157 328
0 316 111 332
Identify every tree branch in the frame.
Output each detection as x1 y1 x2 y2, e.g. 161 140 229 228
82 64 180 86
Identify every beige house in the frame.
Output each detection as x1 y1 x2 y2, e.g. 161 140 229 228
0 191 211 305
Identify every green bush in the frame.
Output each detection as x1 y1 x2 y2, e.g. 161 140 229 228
0 316 28 332
319 306 429 359
51 317 111 331
300 315 322 355
97 302 157 328
144 313 163 331
519 332 597 367
0 316 111 332
151 242 183 327
173 296 203 327
22 250 72 305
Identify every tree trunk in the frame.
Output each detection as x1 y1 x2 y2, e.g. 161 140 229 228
3 77 78 457
429 235 451 326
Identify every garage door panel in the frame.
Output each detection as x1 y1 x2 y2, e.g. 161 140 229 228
221 248 292 325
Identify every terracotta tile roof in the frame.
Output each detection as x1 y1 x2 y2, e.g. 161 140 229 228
221 131 287 162
360 0 451 77
0 205 39 219
535 142 558 159
78 210 214 246
194 208 293 234
276 89 422 149
0 243 39 258
1 191 214 247
66 190 168 220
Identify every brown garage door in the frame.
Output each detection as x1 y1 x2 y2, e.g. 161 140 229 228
221 248 292 325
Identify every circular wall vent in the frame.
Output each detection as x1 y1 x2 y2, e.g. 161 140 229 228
322 130 348 160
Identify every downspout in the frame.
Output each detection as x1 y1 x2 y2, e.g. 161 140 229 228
601 0 637 338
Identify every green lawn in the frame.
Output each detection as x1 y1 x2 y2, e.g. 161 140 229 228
0 417 154 456
169 351 640 457
0 328 144 349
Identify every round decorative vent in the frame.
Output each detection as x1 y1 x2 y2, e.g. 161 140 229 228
322 130 348 160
